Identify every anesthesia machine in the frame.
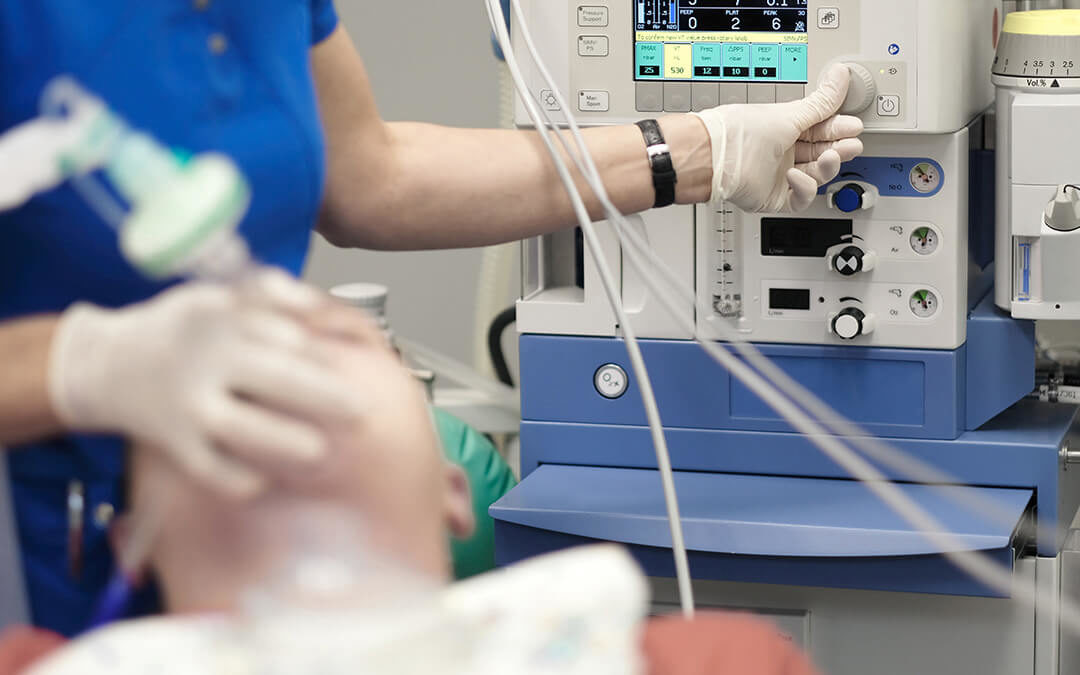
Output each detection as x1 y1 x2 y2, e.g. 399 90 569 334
491 2 1080 673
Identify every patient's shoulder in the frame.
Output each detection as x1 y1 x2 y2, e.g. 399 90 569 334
26 616 228 675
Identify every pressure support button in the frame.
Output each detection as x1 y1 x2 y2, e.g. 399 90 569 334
578 6 609 27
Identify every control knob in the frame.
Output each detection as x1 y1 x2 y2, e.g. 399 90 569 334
830 306 876 341
838 63 877 115
827 181 878 212
834 184 865 213
826 242 877 276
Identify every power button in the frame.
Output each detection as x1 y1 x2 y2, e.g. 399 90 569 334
594 364 629 399
877 94 900 117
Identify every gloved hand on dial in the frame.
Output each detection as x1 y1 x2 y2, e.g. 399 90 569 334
48 269 383 498
694 63 865 213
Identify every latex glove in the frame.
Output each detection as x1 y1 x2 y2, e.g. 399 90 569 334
48 269 370 498
693 63 865 213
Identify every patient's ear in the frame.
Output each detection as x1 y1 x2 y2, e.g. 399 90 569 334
444 463 475 539
106 515 150 584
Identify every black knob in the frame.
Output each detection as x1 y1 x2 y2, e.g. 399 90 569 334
832 307 867 340
831 245 865 276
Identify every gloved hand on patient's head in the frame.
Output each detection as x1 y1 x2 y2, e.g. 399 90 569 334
48 268 384 499
694 63 864 213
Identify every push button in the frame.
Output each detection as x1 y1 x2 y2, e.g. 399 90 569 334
776 84 806 103
540 89 560 111
578 6 609 27
818 7 840 29
718 83 748 105
663 82 691 112
877 94 901 117
636 82 663 112
578 35 609 57
748 85 776 104
692 83 720 111
578 90 610 112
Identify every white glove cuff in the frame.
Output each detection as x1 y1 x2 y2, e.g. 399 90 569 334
690 110 729 205
48 302 119 432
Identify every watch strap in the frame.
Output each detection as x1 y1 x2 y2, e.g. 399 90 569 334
635 119 677 209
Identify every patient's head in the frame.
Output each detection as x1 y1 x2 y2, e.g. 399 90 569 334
126 330 474 614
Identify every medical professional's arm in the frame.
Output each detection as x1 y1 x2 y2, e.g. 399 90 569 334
0 316 64 445
312 27 861 250
312 27 705 250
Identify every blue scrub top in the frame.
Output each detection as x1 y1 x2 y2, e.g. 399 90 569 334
0 0 339 636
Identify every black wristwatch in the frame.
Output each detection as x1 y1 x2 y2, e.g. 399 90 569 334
635 119 677 209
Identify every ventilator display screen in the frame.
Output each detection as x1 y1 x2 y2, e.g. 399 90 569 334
633 1 809 83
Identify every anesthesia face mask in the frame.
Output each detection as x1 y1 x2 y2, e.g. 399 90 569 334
31 76 254 281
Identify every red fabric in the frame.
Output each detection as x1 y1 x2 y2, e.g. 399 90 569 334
0 614 820 674
0 627 66 675
643 613 821 675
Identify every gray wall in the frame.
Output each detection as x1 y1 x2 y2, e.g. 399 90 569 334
304 0 513 367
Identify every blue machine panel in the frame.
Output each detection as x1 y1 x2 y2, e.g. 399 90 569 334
521 337 965 440
519 293 1034 442
966 296 1036 430
492 465 1032 597
818 157 946 198
730 355 926 426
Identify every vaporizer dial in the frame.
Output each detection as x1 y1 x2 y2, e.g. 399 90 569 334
992 10 1080 87
909 227 939 255
909 290 939 318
